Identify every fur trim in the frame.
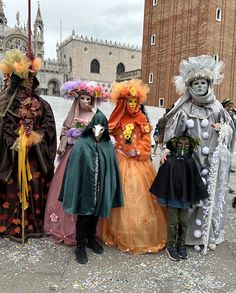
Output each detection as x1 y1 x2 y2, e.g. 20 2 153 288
174 55 224 94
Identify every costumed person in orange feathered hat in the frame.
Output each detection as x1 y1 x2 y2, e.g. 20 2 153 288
99 79 167 253
0 49 57 244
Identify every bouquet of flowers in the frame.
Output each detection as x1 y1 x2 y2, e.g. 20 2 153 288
66 117 89 144
123 123 134 144
18 97 42 139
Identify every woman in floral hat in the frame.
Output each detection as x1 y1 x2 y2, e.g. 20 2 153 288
0 49 57 243
100 79 167 253
44 80 108 245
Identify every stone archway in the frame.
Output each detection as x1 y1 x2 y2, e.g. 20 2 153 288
47 79 60 96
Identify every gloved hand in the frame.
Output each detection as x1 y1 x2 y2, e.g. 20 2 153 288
127 149 137 157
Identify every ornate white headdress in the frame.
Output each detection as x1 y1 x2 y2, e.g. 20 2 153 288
173 55 224 94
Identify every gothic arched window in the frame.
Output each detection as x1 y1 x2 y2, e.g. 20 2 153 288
116 63 125 74
90 59 100 73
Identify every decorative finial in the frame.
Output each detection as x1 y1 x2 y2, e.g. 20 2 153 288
16 11 20 26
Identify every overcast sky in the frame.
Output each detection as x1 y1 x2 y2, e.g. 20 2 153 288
3 0 145 59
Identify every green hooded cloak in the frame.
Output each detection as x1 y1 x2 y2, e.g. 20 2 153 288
59 109 124 218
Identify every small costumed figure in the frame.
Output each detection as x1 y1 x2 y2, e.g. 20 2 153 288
59 109 124 264
162 55 235 252
150 133 209 261
0 49 57 243
100 79 167 254
44 80 108 245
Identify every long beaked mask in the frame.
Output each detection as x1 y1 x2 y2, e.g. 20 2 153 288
93 123 105 142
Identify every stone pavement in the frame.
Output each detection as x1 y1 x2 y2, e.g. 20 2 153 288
0 148 236 293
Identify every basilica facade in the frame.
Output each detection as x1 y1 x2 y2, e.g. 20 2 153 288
0 2 142 96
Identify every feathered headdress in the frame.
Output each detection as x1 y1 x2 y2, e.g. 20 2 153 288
60 79 110 102
110 79 149 104
0 49 42 80
173 55 224 94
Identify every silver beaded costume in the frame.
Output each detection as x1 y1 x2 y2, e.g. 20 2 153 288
164 55 235 249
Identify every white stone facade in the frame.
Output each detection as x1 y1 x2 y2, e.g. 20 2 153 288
0 2 142 96
57 34 142 85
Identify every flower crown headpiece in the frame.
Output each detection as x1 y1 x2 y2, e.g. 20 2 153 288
173 55 224 94
110 79 149 104
0 49 42 80
60 79 110 102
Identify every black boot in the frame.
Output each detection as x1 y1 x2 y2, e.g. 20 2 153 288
232 197 236 208
75 216 89 264
87 239 104 254
87 215 104 254
75 243 88 264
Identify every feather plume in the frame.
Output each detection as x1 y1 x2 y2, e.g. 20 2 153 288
110 79 149 104
31 58 42 72
0 49 41 79
174 55 224 94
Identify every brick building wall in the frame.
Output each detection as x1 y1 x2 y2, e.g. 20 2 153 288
142 0 236 108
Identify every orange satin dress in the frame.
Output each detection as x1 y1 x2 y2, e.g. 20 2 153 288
99 117 167 253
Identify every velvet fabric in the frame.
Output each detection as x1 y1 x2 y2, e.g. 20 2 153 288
59 110 124 218
0 91 56 243
150 156 209 205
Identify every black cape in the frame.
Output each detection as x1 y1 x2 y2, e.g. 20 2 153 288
150 156 209 204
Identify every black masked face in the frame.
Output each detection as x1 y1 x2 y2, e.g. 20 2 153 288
167 135 195 158
176 137 190 156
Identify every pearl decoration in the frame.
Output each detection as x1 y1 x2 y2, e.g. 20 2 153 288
194 245 201 251
195 219 202 226
193 229 202 238
201 168 209 176
201 119 209 128
202 132 209 139
186 119 194 128
202 146 209 155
